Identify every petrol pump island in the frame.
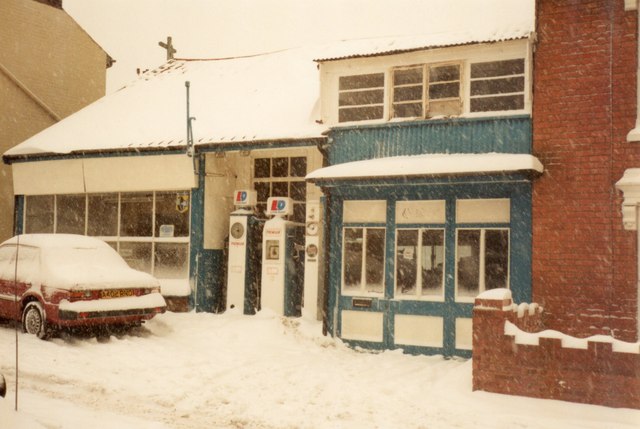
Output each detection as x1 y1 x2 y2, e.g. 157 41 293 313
226 190 319 318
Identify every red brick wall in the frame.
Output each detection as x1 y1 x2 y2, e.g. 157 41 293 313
533 0 640 341
473 294 640 409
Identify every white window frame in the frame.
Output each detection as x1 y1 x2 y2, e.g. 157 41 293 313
337 72 386 123
394 227 446 301
454 227 510 303
252 155 308 223
391 62 463 119
341 226 387 297
23 191 191 279
322 39 532 126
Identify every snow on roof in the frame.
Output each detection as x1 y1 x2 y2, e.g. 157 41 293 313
306 153 544 182
314 30 532 63
4 47 325 157
5 0 535 158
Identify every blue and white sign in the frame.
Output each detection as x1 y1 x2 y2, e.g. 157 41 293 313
266 197 293 216
233 190 257 207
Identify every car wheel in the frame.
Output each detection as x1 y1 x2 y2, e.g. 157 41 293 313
22 301 50 339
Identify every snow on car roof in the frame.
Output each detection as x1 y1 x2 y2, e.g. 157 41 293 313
2 234 108 249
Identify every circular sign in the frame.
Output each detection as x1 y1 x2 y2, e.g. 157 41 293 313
306 221 319 236
230 222 245 239
306 244 319 257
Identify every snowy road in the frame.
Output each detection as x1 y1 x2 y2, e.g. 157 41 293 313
1 311 639 429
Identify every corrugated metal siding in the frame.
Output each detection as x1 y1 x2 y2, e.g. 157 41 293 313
328 116 531 165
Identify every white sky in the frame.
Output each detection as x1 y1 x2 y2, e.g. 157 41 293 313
62 0 535 93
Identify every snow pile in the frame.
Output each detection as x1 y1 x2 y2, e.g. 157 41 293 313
1 311 639 428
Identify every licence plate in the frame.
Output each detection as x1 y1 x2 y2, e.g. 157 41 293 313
100 289 135 299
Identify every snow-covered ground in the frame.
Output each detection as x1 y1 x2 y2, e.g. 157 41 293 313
1 311 638 429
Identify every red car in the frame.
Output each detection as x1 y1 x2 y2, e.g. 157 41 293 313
0 234 166 339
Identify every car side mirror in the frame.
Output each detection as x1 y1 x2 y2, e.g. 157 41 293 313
0 373 6 398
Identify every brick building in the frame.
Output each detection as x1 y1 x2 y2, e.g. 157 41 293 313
0 0 110 242
533 0 640 342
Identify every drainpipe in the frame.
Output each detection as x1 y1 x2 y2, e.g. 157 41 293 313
628 2 640 142
322 189 332 336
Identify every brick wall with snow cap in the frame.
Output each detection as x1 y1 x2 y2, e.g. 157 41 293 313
472 289 640 409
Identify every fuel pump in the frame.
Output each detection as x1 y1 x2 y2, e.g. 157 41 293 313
226 190 264 314
260 197 305 317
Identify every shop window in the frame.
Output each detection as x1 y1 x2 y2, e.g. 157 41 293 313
155 192 190 237
342 227 386 295
87 194 118 237
456 228 509 299
338 73 385 122
470 59 525 112
395 229 445 298
119 241 152 274
119 192 153 237
22 191 191 280
56 194 86 235
253 156 307 223
25 195 54 234
154 243 189 278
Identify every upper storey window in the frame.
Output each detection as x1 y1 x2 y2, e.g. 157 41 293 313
325 40 531 125
338 73 385 122
470 59 525 112
392 63 462 119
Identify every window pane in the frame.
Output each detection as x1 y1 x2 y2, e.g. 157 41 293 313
429 82 459 100
339 106 384 122
471 76 524 96
470 59 525 78
56 195 86 235
271 182 288 197
343 228 363 292
293 204 305 224
87 194 118 236
290 181 306 202
272 157 288 177
396 230 418 295
339 73 384 90
119 241 152 274
120 192 153 237
254 182 270 203
428 99 461 117
155 192 190 237
339 89 384 106
290 157 307 177
485 230 509 290
470 95 524 112
393 86 423 103
457 230 480 297
393 103 423 118
422 230 444 295
430 65 460 82
25 195 54 234
254 158 270 178
365 229 385 293
394 68 423 86
154 243 189 279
